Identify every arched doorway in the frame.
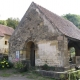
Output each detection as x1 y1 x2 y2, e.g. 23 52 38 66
68 40 77 64
26 41 35 66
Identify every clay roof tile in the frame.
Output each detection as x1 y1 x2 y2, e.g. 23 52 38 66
33 2 80 40
0 24 14 36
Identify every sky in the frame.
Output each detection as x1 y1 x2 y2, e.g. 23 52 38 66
0 0 80 20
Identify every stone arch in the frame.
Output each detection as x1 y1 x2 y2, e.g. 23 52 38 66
68 40 80 64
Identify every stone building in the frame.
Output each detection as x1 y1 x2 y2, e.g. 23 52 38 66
0 24 14 54
9 2 80 67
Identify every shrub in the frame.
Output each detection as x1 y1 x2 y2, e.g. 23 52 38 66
41 64 49 70
60 74 65 80
14 61 24 69
0 59 13 69
14 61 28 72
68 69 80 80
41 64 55 71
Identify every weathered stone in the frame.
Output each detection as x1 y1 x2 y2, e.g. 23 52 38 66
9 2 75 68
36 70 67 79
57 36 63 41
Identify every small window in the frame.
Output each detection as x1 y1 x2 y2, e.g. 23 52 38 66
5 41 7 45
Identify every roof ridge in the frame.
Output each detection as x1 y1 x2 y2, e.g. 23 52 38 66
32 2 80 40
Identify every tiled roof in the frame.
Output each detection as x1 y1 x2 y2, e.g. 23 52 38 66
0 24 14 36
33 2 80 40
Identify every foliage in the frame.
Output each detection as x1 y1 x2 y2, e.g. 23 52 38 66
60 74 65 80
0 59 13 69
0 17 19 29
14 60 28 72
0 73 11 77
41 64 55 71
0 68 55 79
6 18 19 29
14 61 24 69
0 20 7 25
70 47 75 57
70 47 75 53
68 69 80 80
62 14 80 29
41 64 49 70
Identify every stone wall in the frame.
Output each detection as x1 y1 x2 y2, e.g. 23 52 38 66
9 3 69 67
36 70 67 79
76 56 80 64
9 3 61 61
35 40 61 66
57 36 69 67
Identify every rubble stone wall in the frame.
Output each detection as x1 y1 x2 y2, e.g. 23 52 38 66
9 3 69 67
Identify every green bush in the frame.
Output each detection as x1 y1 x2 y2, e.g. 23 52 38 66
14 61 28 72
68 70 80 80
60 74 65 80
0 59 13 69
14 61 24 69
41 64 49 70
41 64 55 71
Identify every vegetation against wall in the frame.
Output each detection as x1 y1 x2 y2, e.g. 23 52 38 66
0 58 13 69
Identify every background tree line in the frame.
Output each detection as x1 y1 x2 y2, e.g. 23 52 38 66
0 14 80 29
62 14 80 29
0 18 19 29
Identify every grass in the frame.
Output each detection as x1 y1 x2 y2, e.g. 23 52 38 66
0 68 56 80
0 69 12 77
0 73 12 77
26 71 56 80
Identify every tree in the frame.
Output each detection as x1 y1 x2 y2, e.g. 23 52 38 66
62 14 80 29
0 18 19 29
6 18 19 29
0 20 7 25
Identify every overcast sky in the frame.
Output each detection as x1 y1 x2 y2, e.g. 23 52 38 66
0 0 80 20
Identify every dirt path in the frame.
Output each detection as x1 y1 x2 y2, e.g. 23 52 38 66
0 76 33 80
0 69 53 80
0 69 33 80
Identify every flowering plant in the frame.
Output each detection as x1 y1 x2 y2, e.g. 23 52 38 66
0 58 13 69
14 60 28 72
14 61 25 69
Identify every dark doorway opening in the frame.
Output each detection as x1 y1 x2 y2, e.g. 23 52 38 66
30 42 35 66
26 41 35 66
